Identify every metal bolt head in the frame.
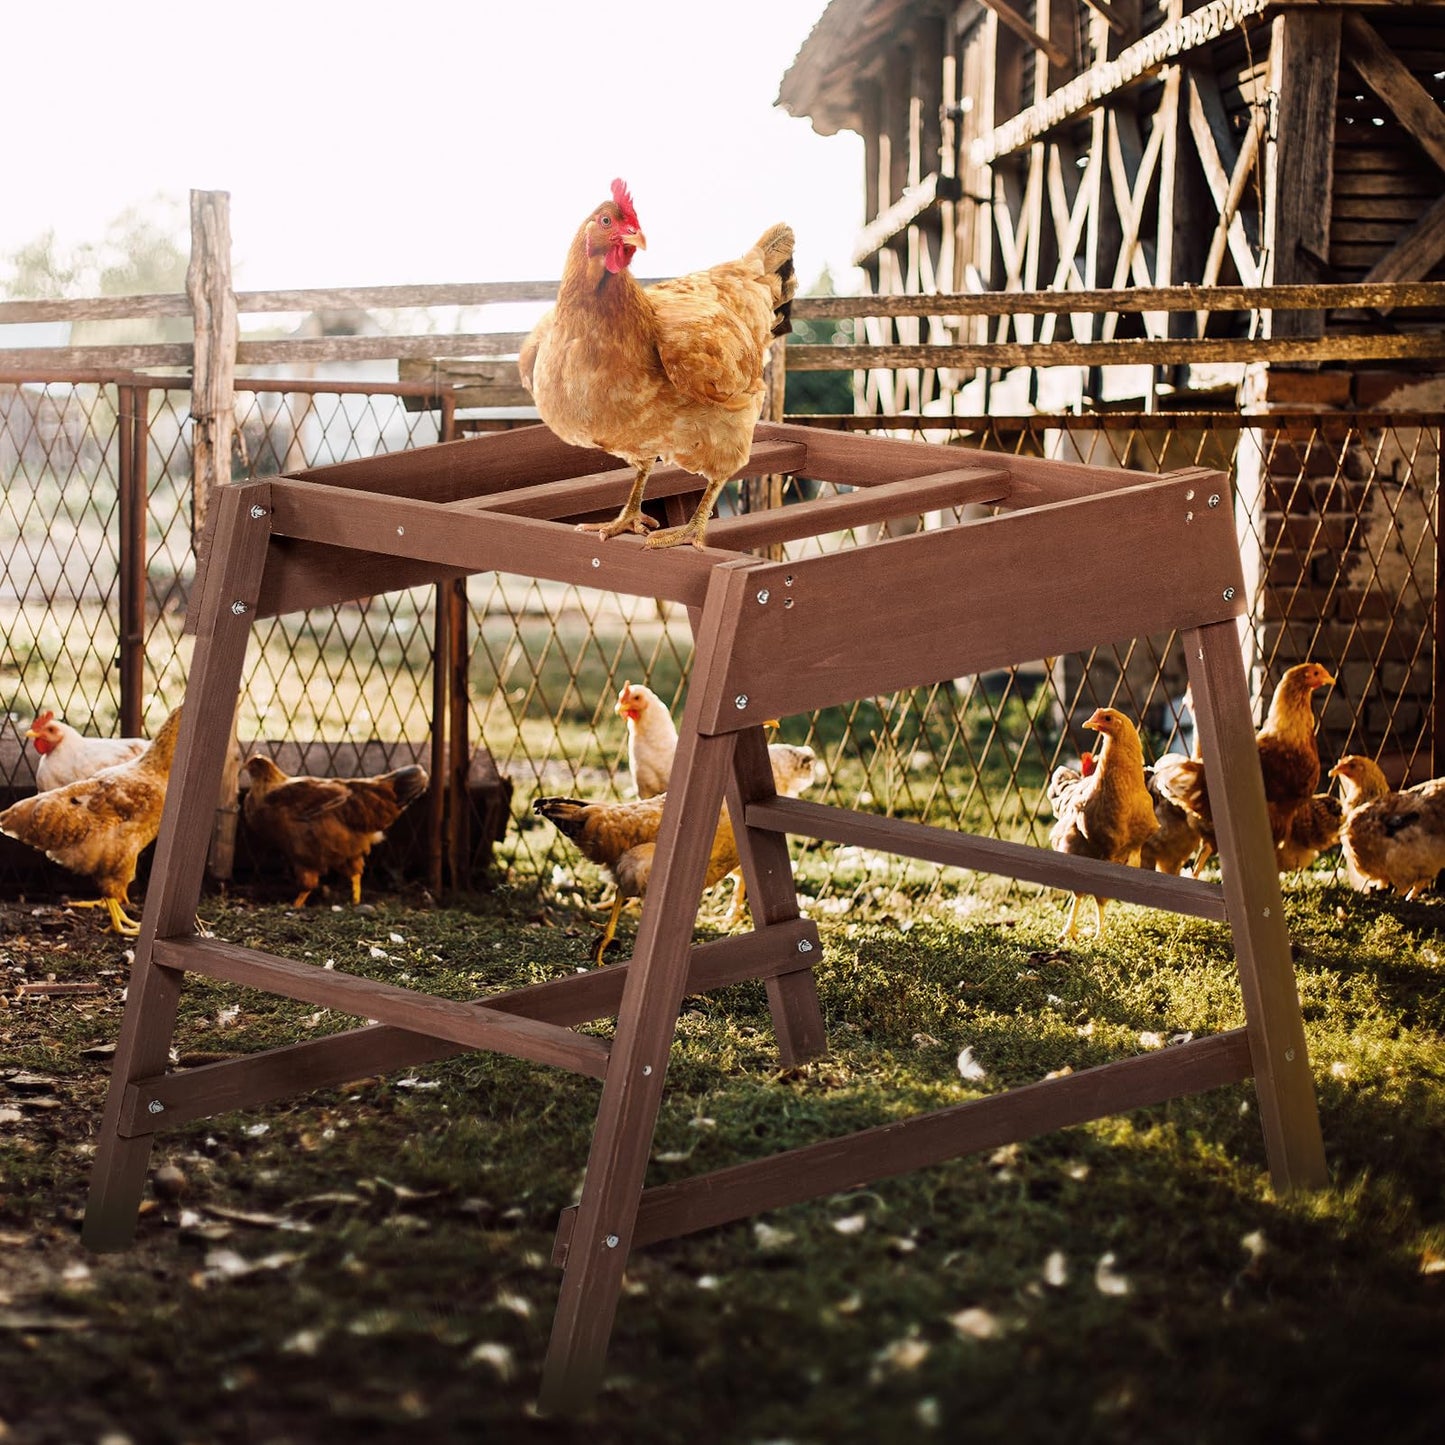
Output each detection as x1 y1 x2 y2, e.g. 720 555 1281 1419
397 525 405 536
248 504 267 520
230 600 249 615
734 694 749 710
1208 494 1221 508
641 1065 653 1076
797 938 814 954
147 1100 164 1115
756 589 770 605
1284 1048 1296 1064
604 1234 620 1249
1222 587 1236 602
591 557 601 569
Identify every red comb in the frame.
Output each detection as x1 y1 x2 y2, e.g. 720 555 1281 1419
32 709 53 728
1080 751 1097 776
610 178 639 229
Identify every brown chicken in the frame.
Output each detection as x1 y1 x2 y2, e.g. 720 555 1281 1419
0 706 183 935
1275 793 1344 872
241 756 429 907
615 680 678 799
1149 662 1335 876
1047 708 1159 940
518 178 796 550
534 743 817 963
1141 762 1207 876
1329 754 1445 898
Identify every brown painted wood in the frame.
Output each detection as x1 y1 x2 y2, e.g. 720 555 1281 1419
723 725 827 1069
745 796 1229 922
83 480 274 1250
1185 623 1327 1191
449 442 809 520
705 466 1012 551
150 937 609 1081
1363 191 1445 288
117 921 823 1133
540 565 755 1411
261 481 719 614
554 1029 1254 1261
696 470 1245 732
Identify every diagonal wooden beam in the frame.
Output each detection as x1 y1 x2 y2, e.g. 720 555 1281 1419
1363 190 1445 289
1342 12 1445 177
974 0 1072 70
1187 69 1263 287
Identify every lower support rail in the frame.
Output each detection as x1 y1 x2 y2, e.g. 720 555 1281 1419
146 936 611 1092
119 921 821 1134
552 1028 1253 1264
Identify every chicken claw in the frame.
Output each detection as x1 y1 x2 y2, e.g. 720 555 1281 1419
67 896 142 936
577 510 659 541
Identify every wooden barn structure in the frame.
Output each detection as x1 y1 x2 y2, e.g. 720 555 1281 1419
779 0 1445 768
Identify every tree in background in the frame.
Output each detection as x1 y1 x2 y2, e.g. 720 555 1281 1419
785 267 854 416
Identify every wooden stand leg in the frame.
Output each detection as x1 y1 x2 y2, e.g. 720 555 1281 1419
727 725 827 1067
83 481 274 1249
1186 622 1328 1192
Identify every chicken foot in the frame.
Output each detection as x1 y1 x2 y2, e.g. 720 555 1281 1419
592 892 627 966
644 474 729 551
67 896 141 936
578 462 659 541
1059 892 1106 941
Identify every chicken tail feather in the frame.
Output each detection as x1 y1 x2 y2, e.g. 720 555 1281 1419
754 222 797 337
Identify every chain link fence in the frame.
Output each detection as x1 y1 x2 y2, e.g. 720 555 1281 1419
2 373 1439 911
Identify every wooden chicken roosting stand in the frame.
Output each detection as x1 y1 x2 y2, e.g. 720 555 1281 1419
83 422 1327 1410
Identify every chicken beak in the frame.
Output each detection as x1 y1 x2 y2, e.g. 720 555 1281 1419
625 230 647 252
1081 709 1108 732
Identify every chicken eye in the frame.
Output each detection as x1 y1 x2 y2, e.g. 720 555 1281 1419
598 214 611 227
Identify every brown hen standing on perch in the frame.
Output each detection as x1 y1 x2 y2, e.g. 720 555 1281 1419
241 756 429 907
1047 708 1159 941
518 178 795 550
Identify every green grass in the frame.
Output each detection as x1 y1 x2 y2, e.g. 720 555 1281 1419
1 876 1441 1444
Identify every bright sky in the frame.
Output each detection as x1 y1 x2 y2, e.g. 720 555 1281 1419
4 0 864 304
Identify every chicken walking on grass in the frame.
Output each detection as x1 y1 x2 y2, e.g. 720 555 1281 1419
241 756 429 908
534 743 818 964
1047 708 1159 941
1329 754 1445 899
0 707 183 935
519 178 796 551
1149 662 1336 876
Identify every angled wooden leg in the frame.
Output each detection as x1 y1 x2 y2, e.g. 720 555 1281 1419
540 572 748 1412
83 481 274 1249
726 724 826 1067
1186 622 1327 1192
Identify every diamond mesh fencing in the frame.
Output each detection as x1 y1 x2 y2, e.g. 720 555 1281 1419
2 375 1440 916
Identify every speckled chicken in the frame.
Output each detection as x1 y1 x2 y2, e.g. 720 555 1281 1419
1047 708 1159 940
1328 754 1445 898
1275 793 1344 872
0 706 183 935
534 743 817 963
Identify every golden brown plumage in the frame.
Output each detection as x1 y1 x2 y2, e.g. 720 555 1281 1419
1275 793 1343 872
1149 662 1335 876
241 756 429 907
1141 762 1207 876
534 744 817 963
1329 754 1445 898
0 706 183 935
518 178 795 550
1047 708 1159 940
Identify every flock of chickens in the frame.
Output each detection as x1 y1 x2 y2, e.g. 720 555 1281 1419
1047 662 1445 940
0 710 429 935
5 184 1443 946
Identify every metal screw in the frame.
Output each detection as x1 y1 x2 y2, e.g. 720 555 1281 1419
797 938 814 954
784 574 794 586
230 600 249 615
591 557 601 569
1222 587 1236 601
248 504 267 520
1284 1049 1296 1063
1185 489 1195 501
1263 908 1271 918
734 694 749 710
641 1065 652 1076
604 1234 619 1249
1208 494 1221 508
783 598 794 609
147 1100 164 1115
756 589 770 605
397 526 405 536
1185 511 1194 523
